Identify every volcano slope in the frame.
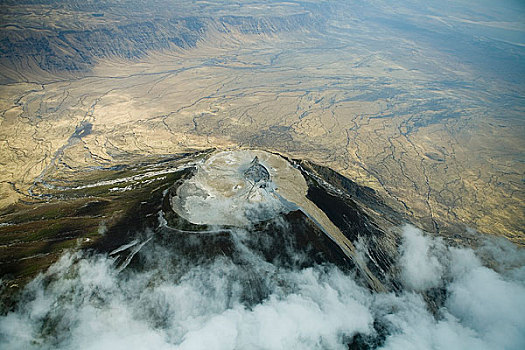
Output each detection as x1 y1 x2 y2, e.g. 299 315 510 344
0 149 400 298
0 149 524 349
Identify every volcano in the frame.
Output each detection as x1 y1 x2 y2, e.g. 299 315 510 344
1 149 523 349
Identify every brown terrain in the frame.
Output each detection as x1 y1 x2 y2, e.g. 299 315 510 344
0 0 524 286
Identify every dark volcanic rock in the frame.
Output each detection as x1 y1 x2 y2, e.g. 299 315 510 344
296 160 402 290
244 156 270 184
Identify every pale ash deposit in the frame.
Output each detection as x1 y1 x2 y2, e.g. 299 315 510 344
171 149 384 291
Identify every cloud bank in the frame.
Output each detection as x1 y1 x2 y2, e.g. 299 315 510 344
1 224 524 349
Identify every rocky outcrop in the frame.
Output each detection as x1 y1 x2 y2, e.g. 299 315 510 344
244 156 270 184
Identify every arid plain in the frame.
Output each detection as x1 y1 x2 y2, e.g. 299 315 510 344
0 0 524 247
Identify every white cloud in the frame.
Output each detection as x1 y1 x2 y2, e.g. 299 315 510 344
381 226 525 350
1 224 524 350
398 224 444 291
